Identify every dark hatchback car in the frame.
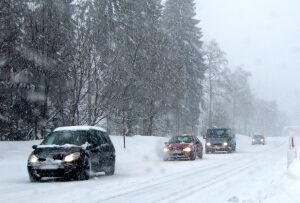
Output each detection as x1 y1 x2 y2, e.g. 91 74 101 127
27 126 115 182
204 128 236 153
163 135 203 161
252 135 266 145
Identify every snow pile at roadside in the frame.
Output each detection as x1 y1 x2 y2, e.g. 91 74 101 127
264 158 300 203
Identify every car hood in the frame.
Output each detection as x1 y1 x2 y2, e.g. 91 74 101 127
33 145 82 160
167 143 192 150
207 138 229 144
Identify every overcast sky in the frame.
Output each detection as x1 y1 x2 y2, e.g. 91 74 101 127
196 0 300 123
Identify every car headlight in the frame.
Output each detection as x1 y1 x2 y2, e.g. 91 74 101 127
206 142 211 146
163 147 170 152
252 139 255 142
28 154 38 163
223 142 228 146
183 147 192 152
64 152 81 162
261 139 264 142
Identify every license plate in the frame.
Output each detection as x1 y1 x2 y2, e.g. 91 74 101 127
39 164 59 170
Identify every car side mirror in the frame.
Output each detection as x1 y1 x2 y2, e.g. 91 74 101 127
88 143 100 152
32 145 37 149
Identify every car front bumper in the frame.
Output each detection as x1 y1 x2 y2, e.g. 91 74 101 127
164 151 193 159
252 141 265 145
206 145 230 152
27 161 81 179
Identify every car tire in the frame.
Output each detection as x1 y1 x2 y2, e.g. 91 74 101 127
105 158 115 176
190 152 196 160
198 151 203 159
29 173 41 182
77 158 91 181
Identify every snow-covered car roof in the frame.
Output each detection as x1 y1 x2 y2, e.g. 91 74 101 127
54 125 107 132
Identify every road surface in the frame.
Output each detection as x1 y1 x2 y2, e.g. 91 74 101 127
0 135 288 203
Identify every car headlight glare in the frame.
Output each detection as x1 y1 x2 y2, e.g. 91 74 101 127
163 147 170 152
29 154 38 163
223 142 228 146
183 147 192 152
261 139 264 142
64 152 81 162
206 142 211 146
252 139 255 142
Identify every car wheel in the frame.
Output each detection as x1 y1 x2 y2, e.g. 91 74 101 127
190 152 196 160
198 151 203 159
77 158 91 181
105 158 115 176
29 173 41 182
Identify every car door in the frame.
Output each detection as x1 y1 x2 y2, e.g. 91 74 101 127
87 130 105 172
95 131 112 170
193 136 202 154
231 131 236 148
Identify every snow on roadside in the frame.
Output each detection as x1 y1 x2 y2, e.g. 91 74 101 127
264 159 300 203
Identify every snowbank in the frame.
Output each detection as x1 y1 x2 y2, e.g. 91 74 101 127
264 159 300 203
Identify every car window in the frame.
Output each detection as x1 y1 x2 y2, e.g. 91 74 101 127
41 131 88 146
88 131 103 145
100 132 110 144
169 136 194 143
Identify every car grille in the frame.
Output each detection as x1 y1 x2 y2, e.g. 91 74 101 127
212 143 222 146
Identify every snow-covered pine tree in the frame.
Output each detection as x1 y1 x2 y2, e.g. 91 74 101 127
162 0 205 134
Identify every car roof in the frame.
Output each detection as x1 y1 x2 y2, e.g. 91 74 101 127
173 134 193 137
54 125 107 132
208 128 231 130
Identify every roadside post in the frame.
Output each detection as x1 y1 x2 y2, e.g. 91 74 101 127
287 133 297 168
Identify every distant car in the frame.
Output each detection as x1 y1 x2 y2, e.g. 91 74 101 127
252 135 265 145
163 135 203 161
27 126 115 182
204 128 236 153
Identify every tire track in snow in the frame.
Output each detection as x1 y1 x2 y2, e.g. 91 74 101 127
94 141 285 203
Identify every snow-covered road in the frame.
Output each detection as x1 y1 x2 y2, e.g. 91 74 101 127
0 135 290 203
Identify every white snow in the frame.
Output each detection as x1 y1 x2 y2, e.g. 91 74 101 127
263 159 300 203
54 125 107 132
0 134 294 203
37 144 79 148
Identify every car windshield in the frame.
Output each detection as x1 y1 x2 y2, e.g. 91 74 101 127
253 135 264 139
169 136 193 143
207 129 230 138
40 131 89 146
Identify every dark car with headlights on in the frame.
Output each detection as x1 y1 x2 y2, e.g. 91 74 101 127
27 126 115 182
252 134 266 145
204 128 236 153
163 135 203 161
